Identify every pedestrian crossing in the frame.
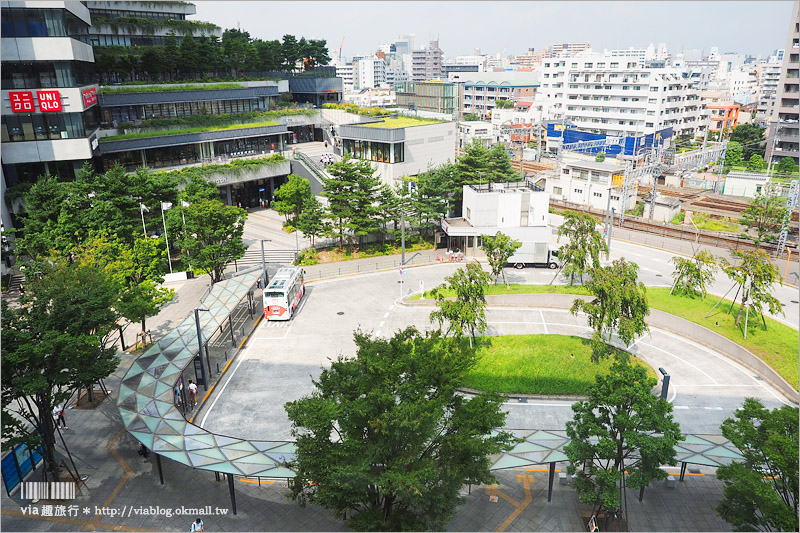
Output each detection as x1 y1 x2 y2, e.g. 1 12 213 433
261 320 291 328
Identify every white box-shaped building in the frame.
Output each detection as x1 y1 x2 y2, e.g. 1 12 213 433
545 158 637 213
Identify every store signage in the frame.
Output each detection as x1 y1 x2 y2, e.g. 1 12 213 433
37 90 62 112
82 87 97 108
9 91 35 113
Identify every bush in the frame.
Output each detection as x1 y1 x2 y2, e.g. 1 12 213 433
297 249 319 266
670 212 685 225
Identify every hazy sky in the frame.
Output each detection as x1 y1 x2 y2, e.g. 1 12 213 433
193 1 793 60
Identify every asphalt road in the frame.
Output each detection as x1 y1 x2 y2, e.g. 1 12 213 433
200 261 795 444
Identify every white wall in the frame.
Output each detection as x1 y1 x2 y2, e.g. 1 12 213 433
1 138 94 163
1 37 94 62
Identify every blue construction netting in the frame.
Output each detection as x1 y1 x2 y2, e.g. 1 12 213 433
1 443 43 495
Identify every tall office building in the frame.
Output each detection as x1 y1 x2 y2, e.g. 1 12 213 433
2 1 100 234
767 1 799 165
411 40 444 81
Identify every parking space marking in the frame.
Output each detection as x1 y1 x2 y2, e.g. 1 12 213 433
539 310 548 334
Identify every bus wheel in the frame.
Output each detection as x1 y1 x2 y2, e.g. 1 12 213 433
514 263 525 269
548 262 558 269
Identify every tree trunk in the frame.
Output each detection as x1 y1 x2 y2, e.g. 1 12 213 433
40 399 61 483
735 288 747 327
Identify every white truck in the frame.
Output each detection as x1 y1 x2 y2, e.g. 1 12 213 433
507 241 560 269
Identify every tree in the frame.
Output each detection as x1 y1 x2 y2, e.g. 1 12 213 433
284 327 517 531
565 359 682 527
775 156 798 175
715 398 798 532
297 196 328 247
494 98 514 109
323 156 381 249
740 186 789 246
162 32 179 78
486 143 519 184
556 210 608 285
725 141 744 168
730 123 765 161
178 35 200 76
571 259 649 362
222 28 254 75
281 34 300 70
480 231 521 286
274 174 313 226
455 140 490 186
722 249 783 335
462 113 480 121
411 164 457 236
669 250 723 298
1 257 120 483
595 151 606 162
430 262 491 348
747 154 765 171
178 200 247 284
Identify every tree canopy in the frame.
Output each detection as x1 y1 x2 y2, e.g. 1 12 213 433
740 186 789 246
729 123 765 161
178 199 247 284
556 210 608 285
571 259 650 361
669 250 722 298
430 262 491 348
715 398 798 532
274 174 313 227
322 156 382 249
284 327 516 531
565 359 682 524
722 249 783 335
480 231 521 286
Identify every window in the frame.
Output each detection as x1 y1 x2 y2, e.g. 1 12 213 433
610 62 619 68
650 87 659 92
593 192 603 198
598 63 605 68
574 189 583 194
611 195 620 201
571 63 578 68
553 186 563 195
562 168 570 174
586 63 593 68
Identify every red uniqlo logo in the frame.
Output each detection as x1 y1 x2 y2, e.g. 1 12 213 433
82 88 97 108
37 90 62 112
9 91 34 113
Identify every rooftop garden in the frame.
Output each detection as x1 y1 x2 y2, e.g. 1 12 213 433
149 153 287 183
90 15 220 36
99 83 248 94
322 103 389 117
102 109 317 142
360 116 447 128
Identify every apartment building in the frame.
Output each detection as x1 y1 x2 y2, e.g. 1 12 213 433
536 55 706 138
460 73 540 120
335 63 354 92
2 0 100 234
411 40 444 81
512 48 539 68
395 81 458 116
550 42 591 57
728 67 759 105
756 52 783 122
544 156 637 213
700 91 740 133
353 58 386 90
767 1 800 164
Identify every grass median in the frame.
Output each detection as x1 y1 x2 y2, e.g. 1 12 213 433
463 335 655 396
412 283 799 390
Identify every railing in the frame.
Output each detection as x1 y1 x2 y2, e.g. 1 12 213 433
293 151 330 182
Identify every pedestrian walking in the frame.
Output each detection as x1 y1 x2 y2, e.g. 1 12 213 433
190 518 204 532
174 382 182 406
324 140 328 148
52 404 68 429
138 442 150 459
18 283 25 296
188 380 198 409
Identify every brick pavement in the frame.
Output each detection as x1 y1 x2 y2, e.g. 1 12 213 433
2 252 736 532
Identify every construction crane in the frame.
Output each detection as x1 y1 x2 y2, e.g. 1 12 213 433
339 36 345 62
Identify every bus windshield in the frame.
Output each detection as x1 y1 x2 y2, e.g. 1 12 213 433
264 292 284 300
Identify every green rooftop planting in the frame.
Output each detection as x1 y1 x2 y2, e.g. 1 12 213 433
99 120 280 142
99 83 248 94
149 153 287 183
322 102 389 116
360 116 447 128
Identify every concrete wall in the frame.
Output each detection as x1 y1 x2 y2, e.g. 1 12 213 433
1 137 94 163
1 36 94 62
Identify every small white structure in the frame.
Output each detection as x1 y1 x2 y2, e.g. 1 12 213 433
458 121 495 149
647 194 682 223
723 172 770 198
545 157 637 213
440 182 551 254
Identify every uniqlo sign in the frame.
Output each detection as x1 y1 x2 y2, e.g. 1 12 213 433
37 90 62 112
82 88 97 108
9 91 35 113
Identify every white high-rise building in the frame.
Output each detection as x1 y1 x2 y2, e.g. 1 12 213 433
756 51 783 121
354 58 386 90
728 67 759 105
535 54 706 138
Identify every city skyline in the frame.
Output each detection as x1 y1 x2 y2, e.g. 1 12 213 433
194 1 793 60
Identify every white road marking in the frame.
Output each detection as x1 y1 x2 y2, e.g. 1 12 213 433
703 406 724 410
638 341 719 385
379 321 385 328
389 305 394 311
501 402 574 407
199 356 250 427
295 295 309 315
539 310 549 334
383 312 390 318
673 406 690 409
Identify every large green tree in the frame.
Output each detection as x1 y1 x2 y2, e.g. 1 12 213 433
740 186 789 246
178 200 247 284
486 143 519 184
323 156 381 249
556 210 608 285
565 359 682 527
715 398 798 532
1 257 120 482
775 156 798 175
723 249 783 335
274 174 313 226
296 196 328 247
571 259 650 361
430 262 491 348
285 327 516 531
725 141 744 168
730 123 765 161
480 231 521 286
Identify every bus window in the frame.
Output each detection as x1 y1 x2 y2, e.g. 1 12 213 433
264 291 284 299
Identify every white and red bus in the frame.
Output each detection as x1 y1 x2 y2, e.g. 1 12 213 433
263 266 305 321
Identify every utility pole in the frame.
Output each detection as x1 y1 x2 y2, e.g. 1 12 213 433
604 186 612 258
715 140 728 195
400 210 406 266
765 125 780 179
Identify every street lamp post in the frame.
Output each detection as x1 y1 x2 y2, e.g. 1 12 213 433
260 239 272 288
401 210 406 266
194 307 210 392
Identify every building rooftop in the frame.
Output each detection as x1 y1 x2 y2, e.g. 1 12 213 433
565 159 624 173
360 116 446 128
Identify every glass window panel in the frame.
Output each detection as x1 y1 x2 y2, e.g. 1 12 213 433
44 9 66 37
32 115 47 140
20 116 35 141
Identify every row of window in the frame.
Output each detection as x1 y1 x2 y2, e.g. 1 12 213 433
103 98 273 125
1 109 99 143
101 134 285 172
87 9 187 21
1 61 96 90
75 34 180 47
1 8 87 38
342 139 404 163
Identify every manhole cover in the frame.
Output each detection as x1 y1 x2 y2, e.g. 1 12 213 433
791 300 799 304
337 311 344 315
753 375 764 381
656 274 663 277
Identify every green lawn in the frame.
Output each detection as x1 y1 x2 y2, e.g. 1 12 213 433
360 117 446 128
463 335 656 396
411 283 799 389
99 82 247 94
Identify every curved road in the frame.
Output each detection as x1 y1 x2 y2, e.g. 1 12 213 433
201 261 796 443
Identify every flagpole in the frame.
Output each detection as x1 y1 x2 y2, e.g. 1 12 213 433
161 203 173 273
181 201 192 271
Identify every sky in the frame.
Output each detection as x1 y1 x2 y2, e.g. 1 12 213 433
192 1 793 60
